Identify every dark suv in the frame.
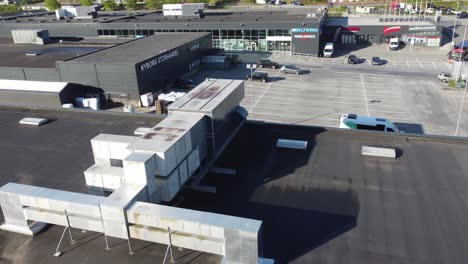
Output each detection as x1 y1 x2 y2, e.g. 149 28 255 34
347 54 360 64
257 59 279 69
247 71 269 83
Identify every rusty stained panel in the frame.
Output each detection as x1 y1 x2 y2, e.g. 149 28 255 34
196 86 221 100
142 127 187 142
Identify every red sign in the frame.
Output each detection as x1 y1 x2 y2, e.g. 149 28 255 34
384 26 401 35
343 27 360 32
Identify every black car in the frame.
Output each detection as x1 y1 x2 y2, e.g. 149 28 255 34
371 56 383 66
257 59 279 69
347 54 360 64
247 71 269 83
457 12 468 19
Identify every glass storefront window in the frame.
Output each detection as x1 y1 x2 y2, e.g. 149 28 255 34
259 30 266 38
221 30 228 39
268 41 291 51
235 29 242 39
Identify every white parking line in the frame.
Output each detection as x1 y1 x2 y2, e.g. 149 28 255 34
360 74 370 117
254 70 281 107
455 83 468 136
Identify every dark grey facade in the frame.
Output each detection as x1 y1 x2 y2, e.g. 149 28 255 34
0 10 326 56
55 33 211 100
325 18 443 47
0 33 211 101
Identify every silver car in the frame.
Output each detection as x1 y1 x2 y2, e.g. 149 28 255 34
280 65 303 75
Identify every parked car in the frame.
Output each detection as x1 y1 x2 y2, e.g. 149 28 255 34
438 72 452 83
292 1 303 6
247 71 269 83
257 58 279 69
457 12 468 18
280 65 304 75
371 56 383 65
347 54 361 64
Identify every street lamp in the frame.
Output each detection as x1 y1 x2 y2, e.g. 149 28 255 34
246 63 257 120
452 15 459 46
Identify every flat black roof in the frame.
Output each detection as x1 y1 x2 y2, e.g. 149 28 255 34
0 37 111 68
180 122 468 264
1 107 468 264
0 9 323 25
105 10 322 24
70 33 209 64
0 107 221 264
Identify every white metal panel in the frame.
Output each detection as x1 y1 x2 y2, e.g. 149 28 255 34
362 146 396 158
0 79 67 93
175 137 187 164
68 215 104 233
103 221 129 239
19 118 48 126
134 127 152 135
178 159 189 185
187 148 200 176
24 208 67 226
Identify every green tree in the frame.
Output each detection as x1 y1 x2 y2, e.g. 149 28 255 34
44 0 61 10
124 0 137 9
19 0 29 6
102 0 118 10
145 0 159 9
80 0 94 6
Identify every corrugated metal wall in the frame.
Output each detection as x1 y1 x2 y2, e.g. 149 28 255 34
57 62 99 87
0 90 62 107
95 64 138 95
0 67 60 81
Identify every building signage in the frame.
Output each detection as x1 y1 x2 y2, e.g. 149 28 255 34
383 26 401 35
343 26 361 32
293 34 316 39
190 43 200 51
292 28 319 33
408 26 436 31
140 50 179 71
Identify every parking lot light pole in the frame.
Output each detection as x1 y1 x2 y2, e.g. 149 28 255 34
458 25 467 81
246 64 257 120
452 16 459 46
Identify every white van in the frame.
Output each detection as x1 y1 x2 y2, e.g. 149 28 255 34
338 113 400 133
323 42 334 57
389 37 399 50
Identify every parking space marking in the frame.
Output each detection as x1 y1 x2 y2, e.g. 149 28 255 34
361 74 370 116
253 70 281 108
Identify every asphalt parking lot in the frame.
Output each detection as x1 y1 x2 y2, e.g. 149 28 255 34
190 45 468 137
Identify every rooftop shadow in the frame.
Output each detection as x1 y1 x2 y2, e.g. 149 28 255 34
180 122 360 263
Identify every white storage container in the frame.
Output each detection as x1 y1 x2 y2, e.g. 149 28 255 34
122 152 156 185
178 159 189 185
127 112 206 177
187 148 200 176
155 169 180 202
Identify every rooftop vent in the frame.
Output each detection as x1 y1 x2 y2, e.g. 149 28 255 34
19 117 48 126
